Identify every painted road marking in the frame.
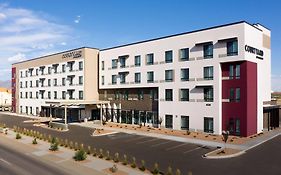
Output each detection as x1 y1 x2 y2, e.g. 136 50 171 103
165 143 188 151
151 141 172 147
0 158 12 166
136 138 159 144
124 136 146 142
183 146 205 154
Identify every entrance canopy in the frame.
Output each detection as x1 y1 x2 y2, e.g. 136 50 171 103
45 100 110 107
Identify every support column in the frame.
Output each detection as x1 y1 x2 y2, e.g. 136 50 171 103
64 105 67 125
100 104 103 126
50 105 52 122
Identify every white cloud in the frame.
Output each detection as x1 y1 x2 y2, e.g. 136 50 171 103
74 15 81 24
7 53 26 62
0 3 74 80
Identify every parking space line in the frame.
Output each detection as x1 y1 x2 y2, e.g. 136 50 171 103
183 146 204 154
124 136 146 142
165 143 188 151
136 138 159 144
151 141 172 147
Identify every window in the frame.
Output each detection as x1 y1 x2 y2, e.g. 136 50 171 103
137 90 144 100
62 64 66 72
165 50 173 63
165 70 174 82
236 88 240 102
20 106 22 113
29 92 32 98
62 91 66 99
79 91 83 100
79 61 83 70
181 68 189 81
135 73 141 83
227 40 238 56
165 115 173 129
30 107 32 115
54 91 57 99
20 82 22 88
36 80 39 87
230 88 235 102
112 59 118 69
20 71 23 78
25 106 28 114
101 61 104 70
180 89 189 101
48 79 51 86
36 92 38 99
20 92 22 98
25 81 28 88
53 66 58 73
68 62 74 71
62 78 66 86
25 92 28 98
53 79 57 86
179 48 189 61
135 55 141 66
235 119 240 135
203 44 213 59
203 66 213 80
48 67 52 74
146 53 154 65
101 76 104 85
204 117 214 133
36 69 38 75
165 89 173 101
119 56 126 68
25 70 28 77
112 75 117 85
229 65 234 79
204 87 213 102
149 89 158 101
79 76 83 85
114 91 120 100
48 91 51 99
181 116 189 130
123 90 129 100
147 71 154 83
235 65 240 79
68 90 74 99
119 73 126 84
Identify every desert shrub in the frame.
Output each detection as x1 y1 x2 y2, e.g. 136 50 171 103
73 149 87 161
16 133 21 139
32 138 38 144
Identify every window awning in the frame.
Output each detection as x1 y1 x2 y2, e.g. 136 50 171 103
118 71 129 74
52 63 59 67
45 100 110 106
195 41 213 46
218 37 237 43
118 55 129 59
39 66 45 69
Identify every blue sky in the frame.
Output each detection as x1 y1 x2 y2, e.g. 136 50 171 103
0 0 281 90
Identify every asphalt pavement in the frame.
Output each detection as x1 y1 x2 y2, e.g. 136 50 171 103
0 113 280 175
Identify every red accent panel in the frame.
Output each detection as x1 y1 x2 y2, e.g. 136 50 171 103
11 67 16 112
222 61 257 137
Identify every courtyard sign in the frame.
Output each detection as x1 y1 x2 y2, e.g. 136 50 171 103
245 45 264 60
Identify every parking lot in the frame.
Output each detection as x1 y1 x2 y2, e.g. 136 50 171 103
1 113 281 175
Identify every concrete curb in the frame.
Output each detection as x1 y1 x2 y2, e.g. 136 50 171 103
91 131 118 137
203 148 245 159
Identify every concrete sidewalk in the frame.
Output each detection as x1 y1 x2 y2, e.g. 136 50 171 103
0 129 149 175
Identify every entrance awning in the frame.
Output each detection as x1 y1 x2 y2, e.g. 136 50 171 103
45 100 110 107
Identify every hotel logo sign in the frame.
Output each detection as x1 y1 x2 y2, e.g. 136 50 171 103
245 45 264 60
62 50 82 59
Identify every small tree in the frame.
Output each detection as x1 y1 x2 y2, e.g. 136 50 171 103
167 166 173 175
32 138 38 144
139 160 146 171
16 133 21 139
131 157 136 168
73 149 87 161
151 163 160 175
122 154 128 165
114 152 119 163
93 148 97 157
175 169 181 175
87 146 91 155
106 150 110 160
222 130 229 153
49 137 59 151
110 164 118 173
99 149 104 158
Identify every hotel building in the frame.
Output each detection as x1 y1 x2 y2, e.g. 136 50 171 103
12 21 277 136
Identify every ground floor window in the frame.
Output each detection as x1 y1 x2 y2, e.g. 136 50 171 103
165 115 173 129
228 118 241 136
204 117 213 133
181 116 189 130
